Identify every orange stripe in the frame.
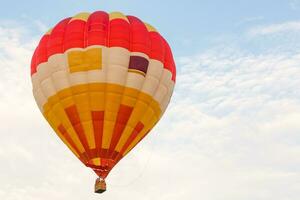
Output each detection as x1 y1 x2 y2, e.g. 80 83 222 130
80 148 121 160
57 124 88 162
92 111 104 154
116 121 144 162
65 105 91 159
108 105 133 154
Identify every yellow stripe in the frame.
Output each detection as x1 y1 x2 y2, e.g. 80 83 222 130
115 94 161 152
43 91 86 154
90 158 101 166
102 84 123 149
70 12 90 22
128 69 146 76
122 102 161 156
123 115 157 156
145 23 157 32
109 11 128 22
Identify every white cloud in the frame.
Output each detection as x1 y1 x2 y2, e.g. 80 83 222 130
159 49 300 199
248 21 300 36
0 20 300 200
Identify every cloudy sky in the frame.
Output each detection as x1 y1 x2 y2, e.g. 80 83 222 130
1 0 300 199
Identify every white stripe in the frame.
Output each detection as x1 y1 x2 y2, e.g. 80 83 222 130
32 46 175 113
125 73 145 90
40 78 56 98
153 69 173 106
161 82 175 114
32 88 47 112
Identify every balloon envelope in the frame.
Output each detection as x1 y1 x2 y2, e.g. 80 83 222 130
31 11 176 182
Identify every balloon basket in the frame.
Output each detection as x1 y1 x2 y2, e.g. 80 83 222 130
94 177 106 193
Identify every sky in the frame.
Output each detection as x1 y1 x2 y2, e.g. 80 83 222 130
0 0 300 199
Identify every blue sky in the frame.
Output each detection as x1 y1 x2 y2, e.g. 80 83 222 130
0 1 300 200
2 0 300 55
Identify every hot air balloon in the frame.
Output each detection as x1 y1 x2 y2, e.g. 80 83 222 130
30 11 176 193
